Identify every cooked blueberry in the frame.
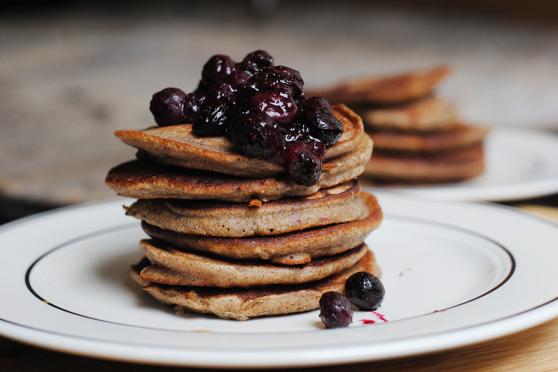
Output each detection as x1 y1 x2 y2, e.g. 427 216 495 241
226 69 252 93
283 121 310 143
228 113 285 158
241 50 273 74
149 87 188 126
193 83 236 136
249 92 297 124
147 53 339 187
182 92 203 123
283 141 324 186
319 291 353 328
201 54 236 88
300 97 343 146
254 66 304 100
345 272 385 311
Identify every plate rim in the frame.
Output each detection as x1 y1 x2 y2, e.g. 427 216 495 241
22 215 516 335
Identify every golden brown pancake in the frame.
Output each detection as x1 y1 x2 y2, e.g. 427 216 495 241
369 124 488 153
130 250 379 320
125 184 373 238
361 96 459 132
364 145 485 182
140 239 368 287
308 66 450 105
141 191 381 265
106 134 373 202
114 105 363 178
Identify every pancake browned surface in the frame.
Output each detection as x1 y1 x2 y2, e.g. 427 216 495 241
114 105 364 178
308 66 450 105
140 239 368 287
142 192 381 265
106 133 372 202
365 145 485 182
370 125 488 153
130 250 379 320
361 96 458 132
125 183 373 237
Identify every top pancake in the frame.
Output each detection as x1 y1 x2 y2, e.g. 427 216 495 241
307 66 450 105
361 96 459 132
105 133 372 202
114 104 364 178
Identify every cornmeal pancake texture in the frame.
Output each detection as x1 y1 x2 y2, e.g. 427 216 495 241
125 182 373 238
114 105 364 178
141 191 381 265
106 133 372 202
130 250 380 320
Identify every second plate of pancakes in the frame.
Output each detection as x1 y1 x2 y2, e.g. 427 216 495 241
311 66 558 202
367 128 558 202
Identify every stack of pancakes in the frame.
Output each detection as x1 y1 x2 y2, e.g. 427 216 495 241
106 104 383 320
310 66 488 183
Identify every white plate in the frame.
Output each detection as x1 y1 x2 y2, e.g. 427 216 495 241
0 196 557 368
368 129 558 202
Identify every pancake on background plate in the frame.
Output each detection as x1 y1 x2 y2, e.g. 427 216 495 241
309 66 488 184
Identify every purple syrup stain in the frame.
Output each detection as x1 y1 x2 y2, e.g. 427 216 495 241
360 319 376 325
372 311 388 322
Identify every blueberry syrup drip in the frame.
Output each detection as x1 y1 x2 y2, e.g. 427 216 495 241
360 311 388 326
372 311 388 322
360 319 376 325
148 50 343 186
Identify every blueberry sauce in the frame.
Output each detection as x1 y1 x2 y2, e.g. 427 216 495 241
148 50 343 185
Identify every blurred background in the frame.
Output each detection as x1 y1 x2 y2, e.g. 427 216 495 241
2 0 558 221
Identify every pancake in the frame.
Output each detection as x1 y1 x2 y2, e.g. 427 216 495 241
130 250 380 320
140 239 368 287
361 96 459 132
125 184 373 238
307 66 450 105
114 105 364 178
141 191 381 265
364 145 485 182
105 134 373 202
369 124 488 153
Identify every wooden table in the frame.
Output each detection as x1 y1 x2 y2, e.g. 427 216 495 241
1 201 556 371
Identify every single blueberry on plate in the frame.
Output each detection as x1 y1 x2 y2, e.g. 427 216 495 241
319 291 353 328
345 272 385 311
